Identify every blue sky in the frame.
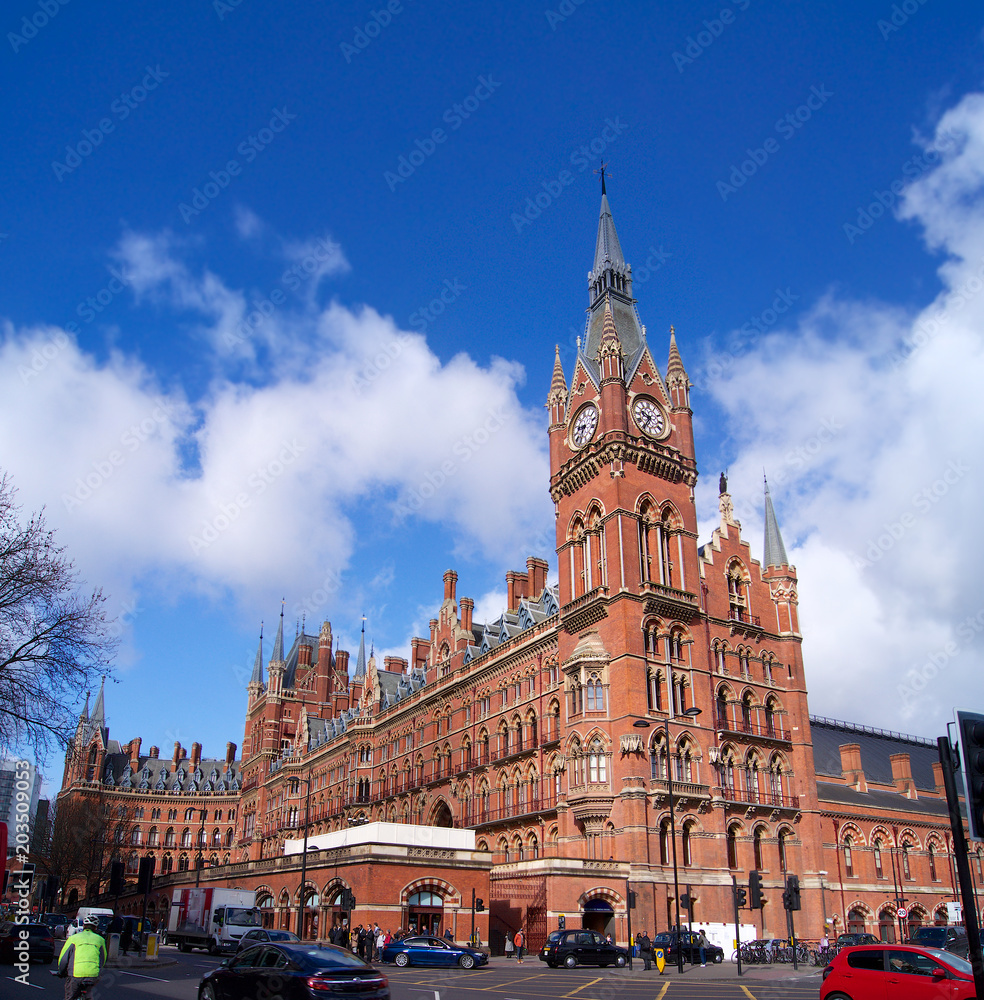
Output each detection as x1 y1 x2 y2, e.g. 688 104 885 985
3 1 984 785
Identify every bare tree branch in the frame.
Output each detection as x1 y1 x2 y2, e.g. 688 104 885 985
0 471 117 761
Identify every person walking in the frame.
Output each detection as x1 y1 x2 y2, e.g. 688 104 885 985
514 927 526 963
638 930 652 971
57 914 107 1000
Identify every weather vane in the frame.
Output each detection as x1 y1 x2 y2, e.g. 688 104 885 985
595 161 612 194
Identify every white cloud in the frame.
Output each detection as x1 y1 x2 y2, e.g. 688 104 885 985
0 242 551 637
699 89 984 736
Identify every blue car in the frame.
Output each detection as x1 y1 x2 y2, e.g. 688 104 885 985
381 935 488 969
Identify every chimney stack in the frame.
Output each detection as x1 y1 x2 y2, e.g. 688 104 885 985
443 569 458 602
173 742 182 768
838 743 867 792
129 737 142 772
190 742 202 767
149 746 159 759
226 742 237 766
527 557 548 599
411 637 429 672
460 597 474 633
506 570 528 612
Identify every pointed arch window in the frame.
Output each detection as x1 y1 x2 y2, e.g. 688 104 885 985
928 844 938 881
778 830 790 873
753 828 764 870
716 690 729 729
843 835 854 877
659 819 670 865
902 842 912 880
585 674 604 712
588 739 608 784
873 838 884 878
681 821 694 867
726 825 739 869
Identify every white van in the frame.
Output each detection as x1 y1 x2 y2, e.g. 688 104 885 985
67 907 115 936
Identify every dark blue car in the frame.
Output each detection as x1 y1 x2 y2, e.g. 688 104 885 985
380 935 488 969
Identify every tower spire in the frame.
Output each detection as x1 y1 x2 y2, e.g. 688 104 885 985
548 345 567 401
270 601 285 664
90 675 106 730
763 474 790 567
249 623 265 687
354 615 367 679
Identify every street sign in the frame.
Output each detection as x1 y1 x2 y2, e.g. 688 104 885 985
897 907 908 919
947 901 963 923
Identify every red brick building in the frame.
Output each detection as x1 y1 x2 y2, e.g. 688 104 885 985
49 188 979 952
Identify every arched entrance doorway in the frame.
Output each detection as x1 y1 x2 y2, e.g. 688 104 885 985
257 894 275 929
301 888 320 940
878 908 896 943
326 887 352 942
407 890 443 935
582 898 614 935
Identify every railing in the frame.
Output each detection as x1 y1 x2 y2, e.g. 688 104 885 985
715 715 789 740
649 778 709 799
468 795 559 826
729 608 762 626
642 582 700 609
723 788 799 809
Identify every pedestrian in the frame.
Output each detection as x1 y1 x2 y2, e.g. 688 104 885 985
606 932 613 944
638 930 652 971
514 927 525 963
505 933 514 960
698 929 709 967
374 924 382 961
120 919 133 957
444 927 453 942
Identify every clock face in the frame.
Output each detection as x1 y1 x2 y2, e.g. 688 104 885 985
632 398 666 437
570 405 599 448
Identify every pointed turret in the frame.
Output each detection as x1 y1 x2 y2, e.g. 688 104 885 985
547 346 567 406
353 617 368 680
667 328 685 375
81 691 90 723
91 676 106 730
249 626 265 688
270 606 285 665
594 190 625 274
763 476 789 568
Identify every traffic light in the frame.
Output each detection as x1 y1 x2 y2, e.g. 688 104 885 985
782 888 791 910
475 897 485 912
957 711 984 840
558 915 565 930
341 889 357 911
109 861 125 896
680 893 691 911
46 875 60 903
137 857 155 894
749 870 764 909
785 875 801 911
628 891 637 909
735 885 747 908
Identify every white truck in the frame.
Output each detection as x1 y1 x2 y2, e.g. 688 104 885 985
167 888 260 954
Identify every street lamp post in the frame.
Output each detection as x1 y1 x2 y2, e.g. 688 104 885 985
294 777 313 940
195 807 207 888
818 871 828 935
635 706 702 975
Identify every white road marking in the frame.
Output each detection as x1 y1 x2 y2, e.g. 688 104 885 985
118 970 170 982
5 977 44 989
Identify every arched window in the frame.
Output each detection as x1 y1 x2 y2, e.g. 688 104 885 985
161 853 173 874
753 828 764 870
681 821 694 867
585 674 604 712
878 908 896 943
588 739 607 784
902 842 912 880
843 835 854 877
929 844 938 881
764 699 778 737
778 829 790 873
716 689 729 729
164 827 175 847
178 854 190 872
741 694 753 731
726 825 739 869
873 838 884 878
659 819 670 865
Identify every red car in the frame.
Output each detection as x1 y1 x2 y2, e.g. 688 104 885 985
821 943 976 999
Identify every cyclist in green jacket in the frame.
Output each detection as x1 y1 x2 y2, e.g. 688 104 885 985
57 914 107 1000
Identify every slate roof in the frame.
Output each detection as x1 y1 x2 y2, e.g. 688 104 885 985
463 585 559 664
284 630 325 688
811 717 939 791
99 754 240 794
816 781 949 817
763 477 789 568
